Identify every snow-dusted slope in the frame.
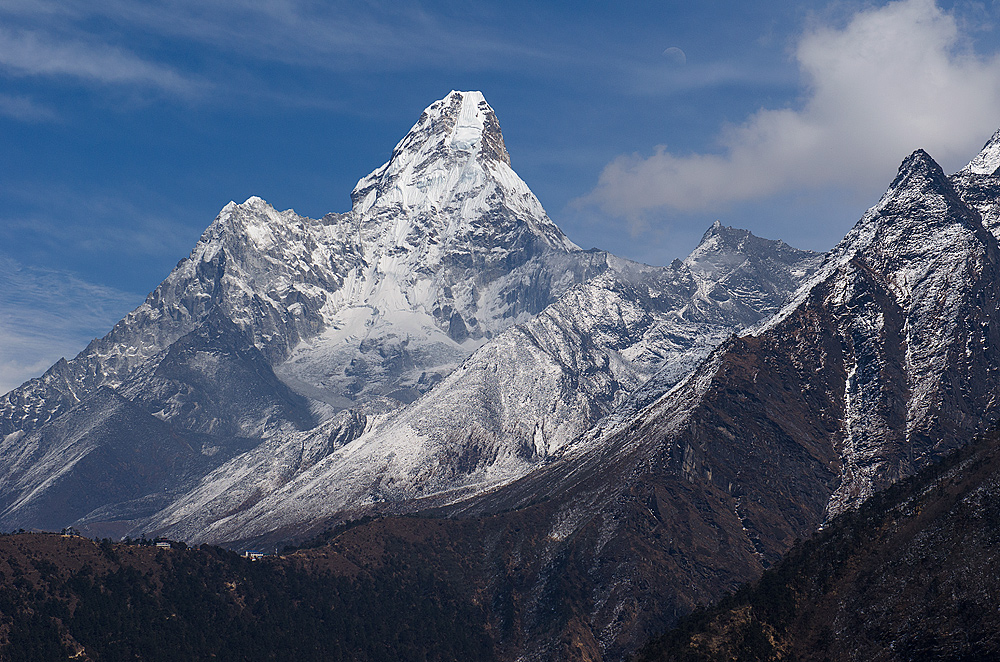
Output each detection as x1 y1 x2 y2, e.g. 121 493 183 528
960 128 1000 177
145 225 819 544
760 149 1000 513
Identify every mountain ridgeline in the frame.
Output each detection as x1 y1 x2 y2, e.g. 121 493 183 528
3 92 1000 661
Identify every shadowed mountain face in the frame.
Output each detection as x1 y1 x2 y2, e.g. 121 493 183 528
0 92 818 545
0 388 258 537
635 426 1000 662
432 147 1000 660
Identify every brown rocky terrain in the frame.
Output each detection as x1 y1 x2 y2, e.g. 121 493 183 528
635 425 1000 661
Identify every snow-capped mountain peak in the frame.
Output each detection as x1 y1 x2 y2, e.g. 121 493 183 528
397 90 510 165
351 90 509 215
676 219 822 327
684 219 783 279
961 128 1000 176
763 149 982 333
350 90 576 253
204 196 306 249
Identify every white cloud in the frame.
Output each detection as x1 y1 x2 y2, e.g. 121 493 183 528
0 259 138 394
0 0 547 75
585 0 1000 217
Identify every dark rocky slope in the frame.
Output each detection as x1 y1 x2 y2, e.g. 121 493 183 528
636 425 1000 662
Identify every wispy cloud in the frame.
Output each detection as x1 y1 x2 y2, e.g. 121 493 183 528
0 0 793 114
0 93 58 122
0 25 201 95
583 0 1000 219
0 258 138 394
0 0 561 112
0 0 546 73
0 187 206 260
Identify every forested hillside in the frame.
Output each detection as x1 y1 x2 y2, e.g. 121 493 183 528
0 532 494 662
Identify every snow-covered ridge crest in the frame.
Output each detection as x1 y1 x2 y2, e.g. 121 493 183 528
752 149 980 336
962 128 1000 176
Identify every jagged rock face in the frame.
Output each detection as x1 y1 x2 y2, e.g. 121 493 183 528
680 221 820 325
598 150 1000 532
0 200 351 437
814 150 1000 512
119 313 318 439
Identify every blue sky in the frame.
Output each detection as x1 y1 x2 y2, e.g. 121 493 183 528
3 0 1000 392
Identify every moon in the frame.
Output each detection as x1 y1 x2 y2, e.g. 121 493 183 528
662 47 686 65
